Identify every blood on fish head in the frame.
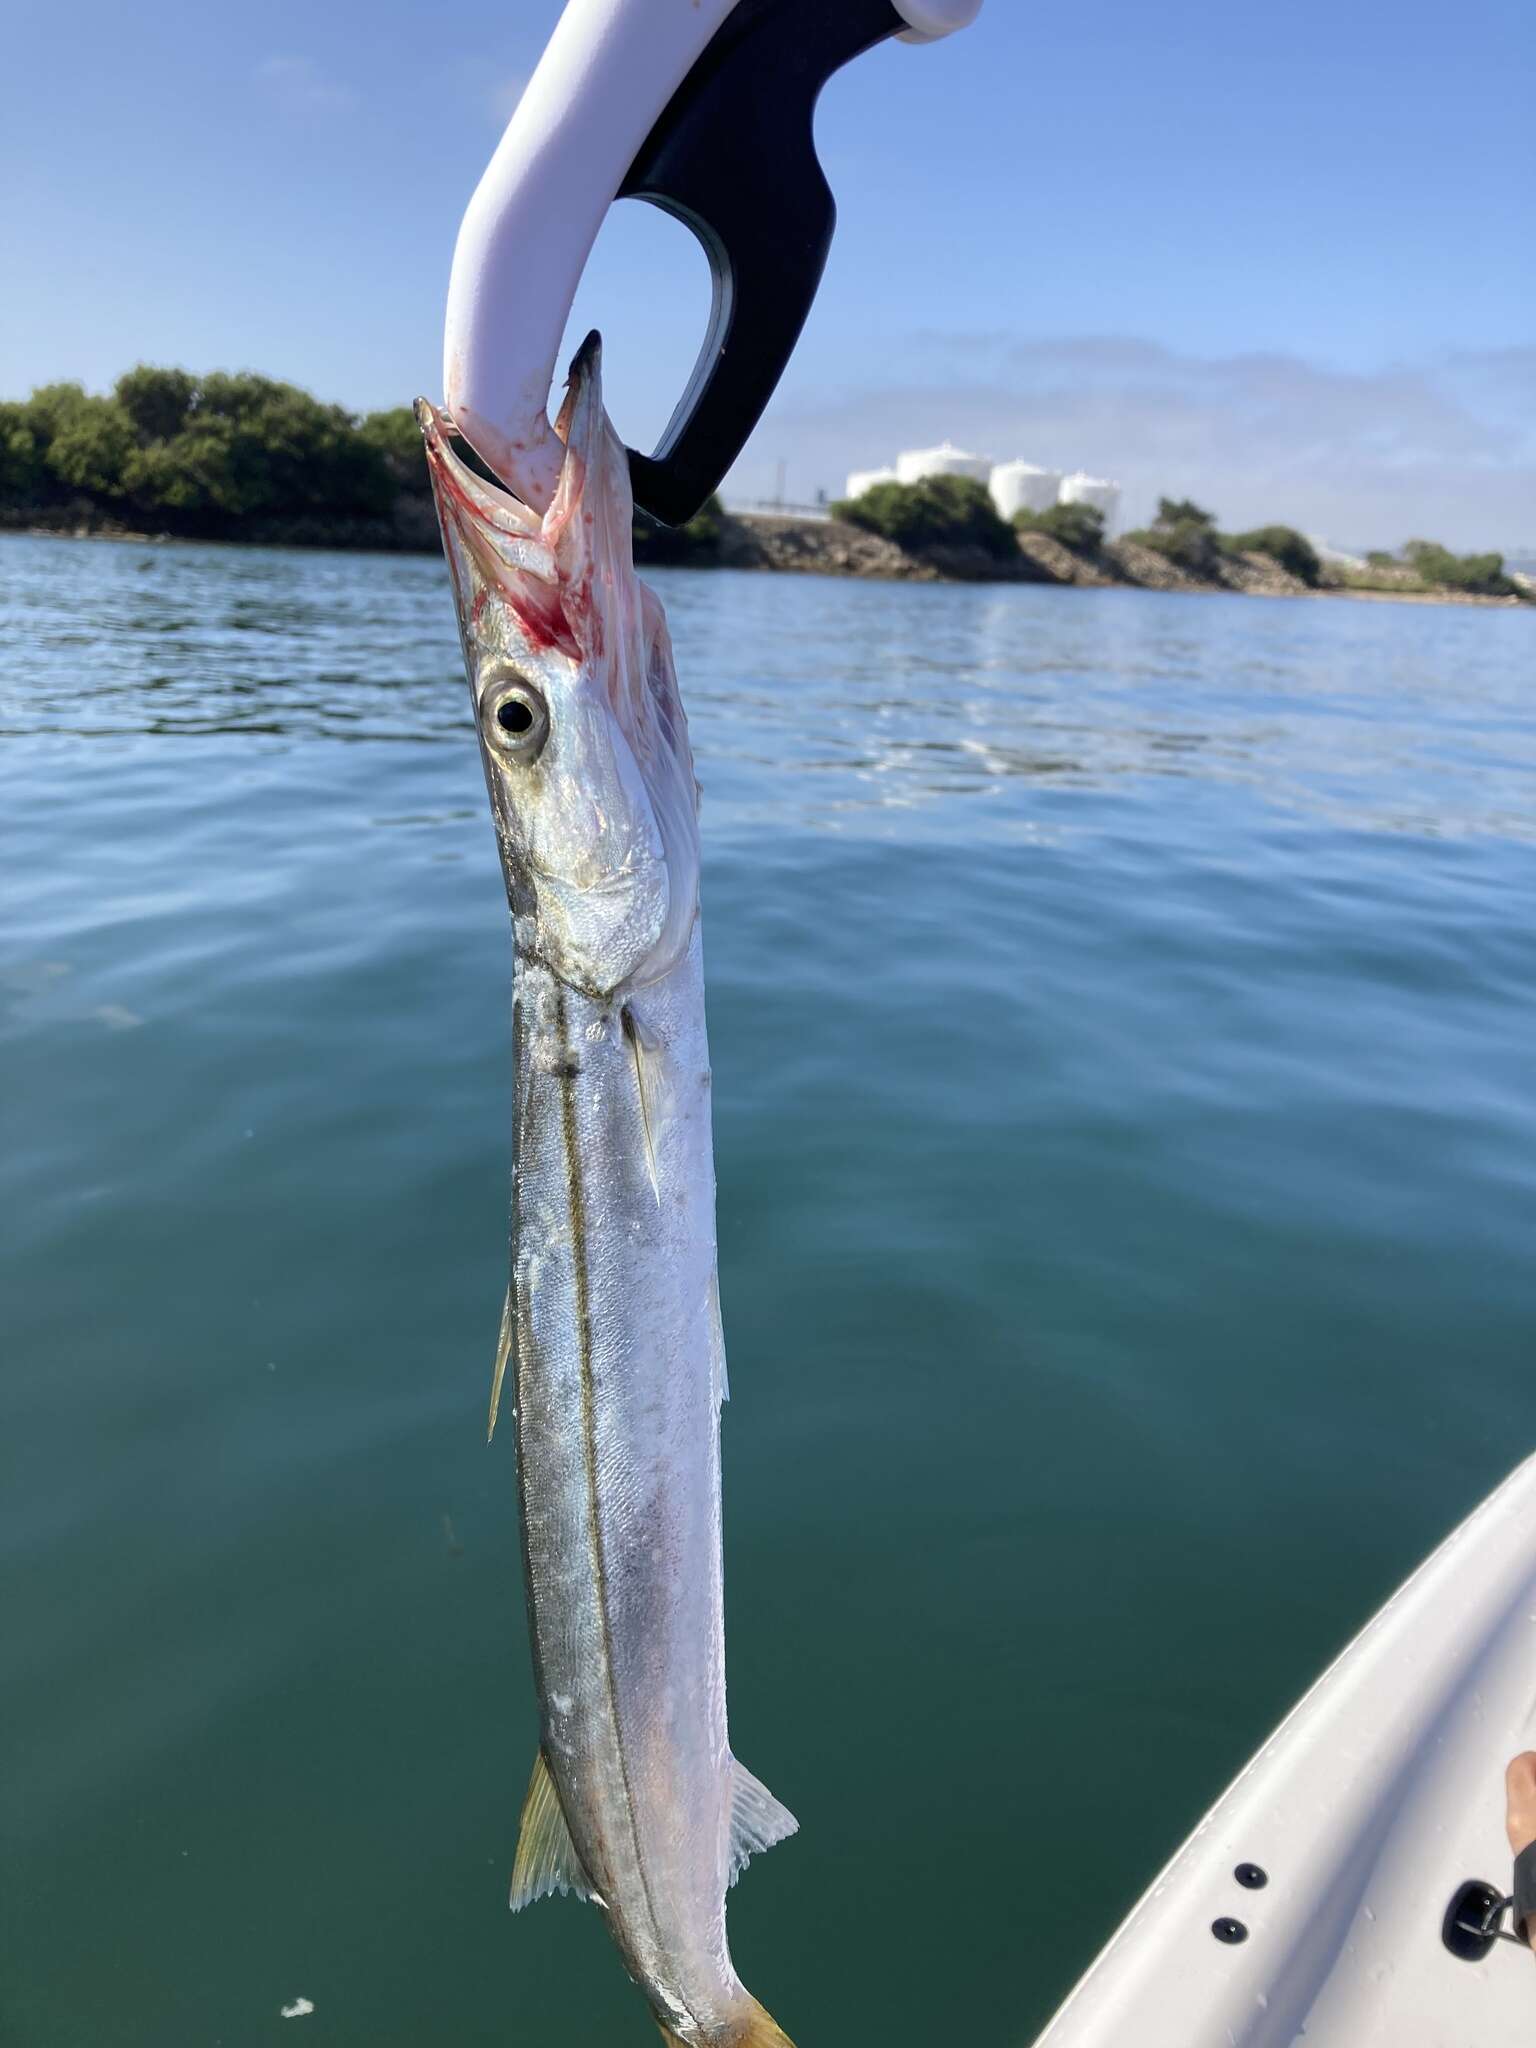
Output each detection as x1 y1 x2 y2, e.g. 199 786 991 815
417 336 700 1000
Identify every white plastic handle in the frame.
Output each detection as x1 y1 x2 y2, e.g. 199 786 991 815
894 0 983 39
443 0 981 511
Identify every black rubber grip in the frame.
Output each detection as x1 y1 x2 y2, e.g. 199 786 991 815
1513 1839 1536 1940
619 0 903 527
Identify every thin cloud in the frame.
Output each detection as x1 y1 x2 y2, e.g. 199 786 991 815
255 56 357 117
435 55 530 130
1445 344 1536 406
749 335 1536 551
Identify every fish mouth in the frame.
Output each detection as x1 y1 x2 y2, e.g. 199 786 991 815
416 335 619 666
415 329 602 544
415 397 579 662
414 398 541 536
414 396 554 566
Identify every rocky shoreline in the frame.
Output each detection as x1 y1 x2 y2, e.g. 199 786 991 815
722 513 1531 608
9 501 1528 609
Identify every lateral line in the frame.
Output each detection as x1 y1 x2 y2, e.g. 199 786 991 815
556 984 691 2019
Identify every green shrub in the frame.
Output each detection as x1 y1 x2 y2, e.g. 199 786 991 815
1402 539 1514 597
1155 496 1217 530
1120 495 1226 576
681 494 722 551
23 382 95 444
1014 502 1104 552
15 384 133 499
0 401 44 501
833 474 1016 560
1131 515 1222 577
42 394 136 497
115 366 197 444
120 437 207 513
632 492 725 565
0 368 418 534
1225 525 1321 586
190 373 392 519
358 405 430 493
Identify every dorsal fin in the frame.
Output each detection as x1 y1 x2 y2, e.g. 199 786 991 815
509 1751 596 1911
728 1760 798 1885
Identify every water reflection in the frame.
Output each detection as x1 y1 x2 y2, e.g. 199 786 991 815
2 533 1532 843
4 534 1536 2048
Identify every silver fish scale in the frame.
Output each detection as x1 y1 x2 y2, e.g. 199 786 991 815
511 940 742 2027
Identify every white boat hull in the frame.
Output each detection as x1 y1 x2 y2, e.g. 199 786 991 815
1034 1452 1536 2046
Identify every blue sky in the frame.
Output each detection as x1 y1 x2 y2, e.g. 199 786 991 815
2 0 1531 546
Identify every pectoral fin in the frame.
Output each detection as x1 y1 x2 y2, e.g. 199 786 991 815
487 1287 514 1444
621 1002 662 1206
509 1750 596 1910
728 1760 798 1885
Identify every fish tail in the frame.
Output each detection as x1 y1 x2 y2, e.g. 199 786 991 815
733 2003 796 2048
656 1999 796 2048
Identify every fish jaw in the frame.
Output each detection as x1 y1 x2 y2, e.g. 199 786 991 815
416 336 701 999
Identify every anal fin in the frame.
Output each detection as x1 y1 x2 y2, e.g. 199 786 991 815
509 1750 595 1911
728 1759 798 1885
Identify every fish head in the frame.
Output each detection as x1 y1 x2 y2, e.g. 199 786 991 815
417 335 700 1000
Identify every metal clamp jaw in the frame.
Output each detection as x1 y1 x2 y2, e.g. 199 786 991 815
443 0 980 525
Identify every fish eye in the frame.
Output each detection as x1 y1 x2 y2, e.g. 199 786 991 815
481 674 549 764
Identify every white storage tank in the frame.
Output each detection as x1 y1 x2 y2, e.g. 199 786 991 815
894 441 993 486
989 461 1063 519
1058 472 1122 535
843 465 900 500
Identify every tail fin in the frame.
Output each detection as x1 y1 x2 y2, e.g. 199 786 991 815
656 1999 796 2048
736 2006 796 2048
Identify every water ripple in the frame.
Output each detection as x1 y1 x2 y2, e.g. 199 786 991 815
2 534 1531 843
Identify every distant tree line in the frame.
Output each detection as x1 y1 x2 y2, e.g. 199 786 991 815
1374 538 1517 597
0 366 732 558
1120 498 1518 595
0 368 432 545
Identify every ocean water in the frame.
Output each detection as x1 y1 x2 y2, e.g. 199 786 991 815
2 532 1534 2046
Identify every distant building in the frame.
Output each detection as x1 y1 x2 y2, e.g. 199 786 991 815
1305 534 1366 571
843 465 899 500
1059 472 1122 536
845 447 1126 533
989 461 1062 520
894 441 994 486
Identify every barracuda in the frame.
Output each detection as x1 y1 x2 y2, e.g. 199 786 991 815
417 336 796 2048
